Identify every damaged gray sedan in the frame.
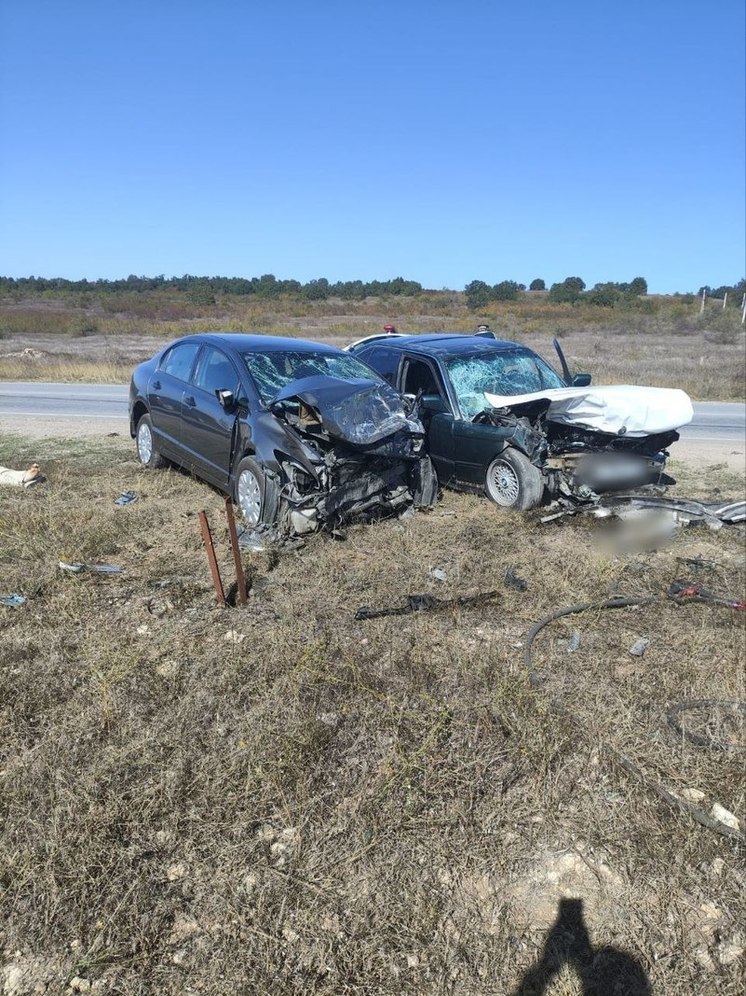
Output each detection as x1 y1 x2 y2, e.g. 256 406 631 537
129 334 436 533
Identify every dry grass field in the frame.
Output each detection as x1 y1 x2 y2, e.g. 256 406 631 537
1 294 744 400
1 433 744 995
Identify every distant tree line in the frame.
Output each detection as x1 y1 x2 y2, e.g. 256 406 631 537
697 279 746 302
1 273 743 309
0 273 424 303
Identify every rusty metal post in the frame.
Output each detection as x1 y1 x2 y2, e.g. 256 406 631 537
224 497 248 606
199 510 226 607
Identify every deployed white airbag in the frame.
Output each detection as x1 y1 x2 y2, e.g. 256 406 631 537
483 385 694 437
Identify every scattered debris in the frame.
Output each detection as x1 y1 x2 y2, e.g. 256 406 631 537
629 637 650 657
0 462 45 488
355 590 497 621
523 594 746 842
543 494 746 529
667 699 746 752
237 523 305 552
568 629 582 652
58 562 123 574
429 567 448 582
504 566 528 591
668 579 745 610
114 489 139 506
680 788 706 803
675 555 722 571
166 862 188 882
0 593 26 608
710 803 740 832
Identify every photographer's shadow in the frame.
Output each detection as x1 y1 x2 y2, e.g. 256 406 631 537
513 898 651 995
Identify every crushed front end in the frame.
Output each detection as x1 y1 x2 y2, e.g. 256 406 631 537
269 376 437 534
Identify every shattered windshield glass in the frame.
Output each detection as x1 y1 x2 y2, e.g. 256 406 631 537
243 350 385 404
446 349 566 418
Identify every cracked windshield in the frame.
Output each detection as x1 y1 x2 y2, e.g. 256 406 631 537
447 349 565 418
243 350 383 404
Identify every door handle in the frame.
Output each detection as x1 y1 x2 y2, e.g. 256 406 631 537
185 395 197 408
152 380 161 390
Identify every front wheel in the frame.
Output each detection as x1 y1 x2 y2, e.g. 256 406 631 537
485 448 544 510
234 456 281 527
136 414 167 469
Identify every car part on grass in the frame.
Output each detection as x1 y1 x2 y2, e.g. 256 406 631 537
237 523 305 553
198 510 227 607
355 590 497 621
504 566 528 592
58 562 123 574
0 594 26 607
0 463 45 488
114 489 139 506
542 495 746 529
668 578 746 610
522 594 745 842
666 700 746 754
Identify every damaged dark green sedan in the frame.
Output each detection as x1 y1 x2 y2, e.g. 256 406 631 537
348 331 693 510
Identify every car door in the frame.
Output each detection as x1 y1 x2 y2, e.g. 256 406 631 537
147 341 201 458
180 344 242 487
398 356 458 486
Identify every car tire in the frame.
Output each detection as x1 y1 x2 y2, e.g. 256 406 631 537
135 413 167 469
485 448 544 510
234 456 280 527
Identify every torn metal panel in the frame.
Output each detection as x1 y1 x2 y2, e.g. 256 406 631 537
484 385 694 437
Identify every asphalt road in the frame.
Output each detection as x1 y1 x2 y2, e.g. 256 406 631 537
0 383 744 443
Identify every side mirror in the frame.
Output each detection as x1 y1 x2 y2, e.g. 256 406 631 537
216 389 236 409
419 393 449 414
571 373 592 387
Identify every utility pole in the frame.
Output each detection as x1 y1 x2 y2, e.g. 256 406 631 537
700 288 706 315
722 292 727 310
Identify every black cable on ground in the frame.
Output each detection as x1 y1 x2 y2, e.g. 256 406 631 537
523 595 745 844
667 699 746 754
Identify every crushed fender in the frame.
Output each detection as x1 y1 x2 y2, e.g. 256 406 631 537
355 590 497 621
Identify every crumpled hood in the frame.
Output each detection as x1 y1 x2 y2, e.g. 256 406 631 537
483 384 694 437
273 374 424 445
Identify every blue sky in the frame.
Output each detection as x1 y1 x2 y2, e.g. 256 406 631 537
1 0 743 292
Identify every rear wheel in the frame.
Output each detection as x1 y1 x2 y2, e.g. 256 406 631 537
485 448 544 510
136 414 167 469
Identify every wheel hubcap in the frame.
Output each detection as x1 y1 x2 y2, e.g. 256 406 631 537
238 469 262 525
488 460 520 506
137 422 153 464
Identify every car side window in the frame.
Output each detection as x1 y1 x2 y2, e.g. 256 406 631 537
403 359 443 397
356 347 402 387
160 342 200 382
193 346 239 396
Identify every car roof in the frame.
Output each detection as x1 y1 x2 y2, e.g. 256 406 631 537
355 332 523 357
172 333 345 354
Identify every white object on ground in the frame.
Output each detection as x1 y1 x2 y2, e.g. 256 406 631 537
0 463 44 488
484 385 694 437
710 803 740 831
